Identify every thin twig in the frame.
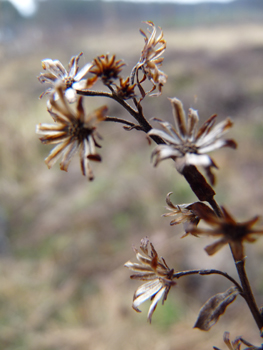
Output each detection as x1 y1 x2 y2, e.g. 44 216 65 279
104 116 140 129
173 269 242 292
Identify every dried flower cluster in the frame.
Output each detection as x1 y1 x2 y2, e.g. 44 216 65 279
131 21 167 97
163 191 215 231
214 332 262 350
90 54 125 85
38 52 92 103
37 84 107 180
124 238 176 322
36 21 263 348
149 97 237 185
186 205 263 261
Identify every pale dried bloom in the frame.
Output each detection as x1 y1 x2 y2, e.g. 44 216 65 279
163 192 216 237
148 97 237 185
213 331 262 350
132 21 167 97
186 205 263 262
124 237 176 323
36 84 107 181
38 52 93 103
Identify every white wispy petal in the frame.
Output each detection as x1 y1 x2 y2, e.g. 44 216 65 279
133 280 162 309
148 128 181 144
147 287 167 321
75 63 93 81
198 139 228 153
185 153 213 167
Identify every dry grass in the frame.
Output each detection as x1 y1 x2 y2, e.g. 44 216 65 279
1 11 263 350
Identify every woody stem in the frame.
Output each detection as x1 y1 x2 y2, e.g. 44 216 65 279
234 255 263 335
77 89 164 144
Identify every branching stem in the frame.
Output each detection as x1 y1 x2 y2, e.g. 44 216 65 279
77 89 164 144
78 88 263 336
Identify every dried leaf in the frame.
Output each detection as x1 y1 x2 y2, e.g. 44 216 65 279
194 286 240 331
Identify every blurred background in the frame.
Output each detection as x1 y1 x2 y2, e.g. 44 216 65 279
0 0 263 349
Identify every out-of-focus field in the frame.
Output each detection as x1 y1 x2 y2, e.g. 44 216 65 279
1 1 263 349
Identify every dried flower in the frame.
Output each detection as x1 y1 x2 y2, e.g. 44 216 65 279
90 54 125 84
115 77 136 100
213 331 262 350
124 237 176 323
36 84 107 181
163 192 216 237
38 52 93 103
148 97 237 185
186 205 263 261
132 21 167 97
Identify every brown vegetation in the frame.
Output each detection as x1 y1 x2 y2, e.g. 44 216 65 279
1 1 263 349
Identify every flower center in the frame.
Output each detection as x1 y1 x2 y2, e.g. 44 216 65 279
68 121 93 141
64 76 74 89
222 224 247 240
180 141 198 155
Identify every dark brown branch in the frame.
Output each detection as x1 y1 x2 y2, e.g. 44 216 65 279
173 269 242 292
209 198 223 218
234 257 263 335
104 116 140 129
77 89 164 145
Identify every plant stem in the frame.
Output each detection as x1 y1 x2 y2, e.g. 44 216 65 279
173 269 242 292
209 198 223 218
77 89 164 144
234 257 263 335
105 116 140 128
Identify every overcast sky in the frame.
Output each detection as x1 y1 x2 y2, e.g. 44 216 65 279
8 0 235 17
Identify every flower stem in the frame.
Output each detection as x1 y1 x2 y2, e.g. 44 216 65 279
77 89 164 144
234 257 263 335
173 269 242 292
208 198 223 218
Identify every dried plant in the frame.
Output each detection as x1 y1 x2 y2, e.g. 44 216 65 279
36 21 263 349
36 83 107 180
38 52 93 103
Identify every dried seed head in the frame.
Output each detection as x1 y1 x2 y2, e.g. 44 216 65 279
90 54 125 84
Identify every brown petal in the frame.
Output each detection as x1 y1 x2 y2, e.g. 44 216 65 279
169 98 187 138
196 114 217 140
204 239 228 256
